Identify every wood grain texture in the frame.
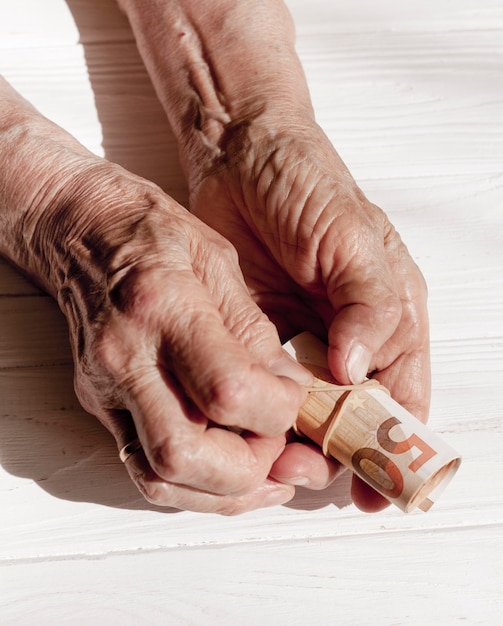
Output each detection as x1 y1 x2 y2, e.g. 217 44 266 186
1 0 502 624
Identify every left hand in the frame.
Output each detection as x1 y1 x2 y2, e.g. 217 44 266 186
188 118 431 511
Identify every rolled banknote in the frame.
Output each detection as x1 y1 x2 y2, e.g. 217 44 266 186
284 332 461 513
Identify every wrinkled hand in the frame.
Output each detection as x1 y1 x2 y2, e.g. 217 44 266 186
188 120 431 511
46 162 313 514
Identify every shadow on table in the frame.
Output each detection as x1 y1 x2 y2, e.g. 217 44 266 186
0 351 353 514
0 324 176 512
285 471 353 511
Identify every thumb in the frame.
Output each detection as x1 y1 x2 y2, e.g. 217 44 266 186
325 257 402 384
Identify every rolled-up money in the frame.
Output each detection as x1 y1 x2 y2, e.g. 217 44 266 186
284 332 461 513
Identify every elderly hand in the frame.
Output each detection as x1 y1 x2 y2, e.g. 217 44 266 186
58 164 317 514
188 119 430 511
0 76 313 514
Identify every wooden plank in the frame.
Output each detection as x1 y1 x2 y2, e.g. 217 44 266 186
0 426 500 559
1 525 501 625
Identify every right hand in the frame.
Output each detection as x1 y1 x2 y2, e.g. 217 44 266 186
38 160 312 513
187 121 430 512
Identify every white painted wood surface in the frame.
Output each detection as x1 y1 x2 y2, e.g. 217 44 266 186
1 0 502 624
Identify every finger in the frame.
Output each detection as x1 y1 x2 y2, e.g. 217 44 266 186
322 222 403 385
103 399 293 500
271 442 389 514
351 475 390 513
214 278 314 386
271 442 389 511
374 348 431 425
371 258 431 424
125 365 294 495
163 268 308 437
269 441 345 490
124 447 295 514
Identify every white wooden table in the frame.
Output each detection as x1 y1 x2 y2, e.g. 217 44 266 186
1 1 502 624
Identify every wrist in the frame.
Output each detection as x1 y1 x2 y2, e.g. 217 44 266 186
0 100 89 294
20 159 165 305
1 144 104 297
119 0 315 186
0 101 136 301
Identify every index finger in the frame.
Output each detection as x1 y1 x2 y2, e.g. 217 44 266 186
370 252 431 424
324 223 430 423
127 365 291 496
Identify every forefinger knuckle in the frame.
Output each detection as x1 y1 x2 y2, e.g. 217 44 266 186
148 436 192 484
377 291 403 329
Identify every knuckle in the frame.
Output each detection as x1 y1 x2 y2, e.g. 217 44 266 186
130 463 179 508
205 372 294 436
402 304 429 348
93 329 123 374
217 498 250 516
193 230 240 274
92 323 147 383
135 475 184 510
136 476 167 506
148 437 189 482
212 234 239 265
72 332 127 414
221 237 239 261
204 374 251 424
379 292 403 327
227 305 276 346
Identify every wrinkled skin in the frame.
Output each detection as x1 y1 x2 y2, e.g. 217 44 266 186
188 121 431 510
0 0 431 514
46 163 315 514
97 0 430 512
55 122 429 514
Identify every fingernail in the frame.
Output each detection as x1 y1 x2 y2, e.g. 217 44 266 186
277 475 310 487
346 343 372 384
269 352 314 386
264 486 294 507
